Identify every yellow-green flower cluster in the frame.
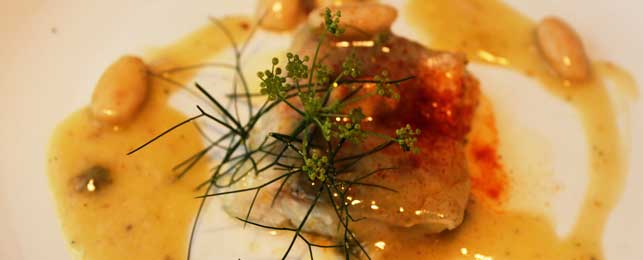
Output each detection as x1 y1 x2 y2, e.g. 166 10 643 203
302 152 329 182
395 124 421 153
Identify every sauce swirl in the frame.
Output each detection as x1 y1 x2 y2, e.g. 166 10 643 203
47 17 251 260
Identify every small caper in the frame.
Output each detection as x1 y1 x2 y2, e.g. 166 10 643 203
72 165 112 193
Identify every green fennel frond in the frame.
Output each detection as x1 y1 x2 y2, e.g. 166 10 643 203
131 10 420 260
341 52 361 79
285 52 309 82
347 108 365 123
324 8 345 36
315 64 333 85
374 70 400 99
258 57 287 100
395 124 421 153
302 151 329 182
337 123 365 144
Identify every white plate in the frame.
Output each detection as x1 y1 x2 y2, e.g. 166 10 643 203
1 0 642 259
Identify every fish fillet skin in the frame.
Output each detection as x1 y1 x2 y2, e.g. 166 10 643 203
222 31 479 237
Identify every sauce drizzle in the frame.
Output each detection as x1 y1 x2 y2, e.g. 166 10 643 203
391 0 639 259
47 17 251 260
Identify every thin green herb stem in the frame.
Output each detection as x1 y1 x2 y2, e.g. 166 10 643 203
335 140 394 162
196 106 244 136
127 113 204 155
186 181 213 260
277 93 306 116
281 182 325 260
324 179 372 260
340 91 375 107
156 62 236 74
209 17 240 55
231 77 242 126
195 83 246 134
198 171 296 198
307 33 326 93
344 75 416 85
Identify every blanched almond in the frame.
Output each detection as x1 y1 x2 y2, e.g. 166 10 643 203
313 0 371 8
91 56 148 125
257 0 306 31
308 3 397 39
536 16 590 82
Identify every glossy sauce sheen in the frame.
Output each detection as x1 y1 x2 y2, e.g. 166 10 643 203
46 1 639 259
353 97 511 259
47 17 250 260
395 0 638 259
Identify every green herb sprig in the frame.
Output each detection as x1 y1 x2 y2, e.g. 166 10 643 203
129 8 418 260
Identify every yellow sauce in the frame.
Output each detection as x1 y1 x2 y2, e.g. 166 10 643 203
394 0 639 259
355 97 582 260
46 1 640 259
47 17 251 260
